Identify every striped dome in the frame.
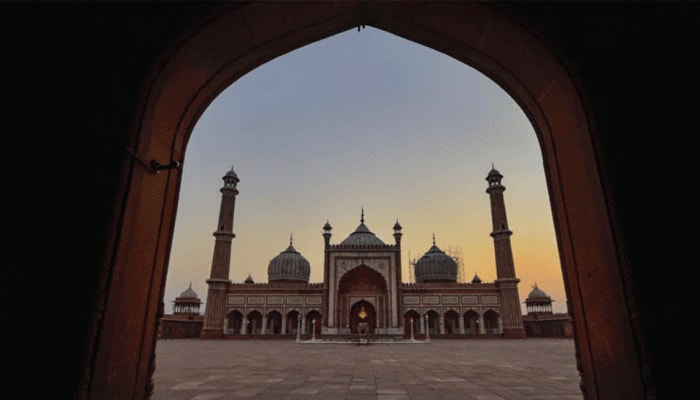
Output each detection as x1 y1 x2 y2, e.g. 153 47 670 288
414 238 458 283
267 238 310 282
339 210 385 246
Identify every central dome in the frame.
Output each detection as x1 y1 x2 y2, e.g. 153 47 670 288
414 236 458 283
267 237 310 282
339 210 386 246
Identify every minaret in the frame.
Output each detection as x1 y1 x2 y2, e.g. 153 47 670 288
486 166 526 338
322 220 332 330
393 219 403 328
201 168 239 338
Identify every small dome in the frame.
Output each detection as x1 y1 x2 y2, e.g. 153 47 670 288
179 283 199 299
414 237 458 283
244 274 255 284
224 169 238 179
487 167 501 178
527 284 550 300
471 273 482 284
486 165 503 186
267 237 310 282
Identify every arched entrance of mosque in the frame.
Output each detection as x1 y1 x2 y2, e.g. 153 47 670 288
306 310 322 336
246 310 263 335
286 310 301 335
266 310 282 335
444 310 460 334
337 265 388 334
403 310 421 338
426 310 440 335
87 3 649 399
350 300 375 334
483 310 500 334
463 310 480 335
227 310 243 335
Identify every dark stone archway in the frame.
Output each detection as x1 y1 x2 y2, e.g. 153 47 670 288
74 2 671 399
227 310 243 335
337 265 388 332
266 310 282 335
403 310 421 338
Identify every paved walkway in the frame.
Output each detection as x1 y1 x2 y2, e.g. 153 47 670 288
152 338 583 400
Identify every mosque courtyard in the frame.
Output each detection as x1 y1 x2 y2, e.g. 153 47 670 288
152 338 583 400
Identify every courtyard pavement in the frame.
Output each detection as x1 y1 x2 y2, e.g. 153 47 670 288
152 338 583 400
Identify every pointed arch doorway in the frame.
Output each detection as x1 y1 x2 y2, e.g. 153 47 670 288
337 265 388 334
350 300 375 334
86 2 650 399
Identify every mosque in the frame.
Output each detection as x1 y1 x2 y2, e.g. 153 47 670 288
160 167 571 340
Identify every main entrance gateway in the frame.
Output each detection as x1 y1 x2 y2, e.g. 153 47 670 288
336 265 388 334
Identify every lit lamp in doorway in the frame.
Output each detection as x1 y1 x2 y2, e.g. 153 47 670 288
425 314 430 342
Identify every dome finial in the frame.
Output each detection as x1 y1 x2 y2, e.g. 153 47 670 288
290 234 293 246
432 233 436 246
361 207 365 224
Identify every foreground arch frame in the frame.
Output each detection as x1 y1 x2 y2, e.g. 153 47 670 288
86 3 645 399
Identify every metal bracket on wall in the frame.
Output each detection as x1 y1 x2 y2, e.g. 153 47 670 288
150 159 181 173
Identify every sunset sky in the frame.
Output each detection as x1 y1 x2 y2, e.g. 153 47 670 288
164 27 567 314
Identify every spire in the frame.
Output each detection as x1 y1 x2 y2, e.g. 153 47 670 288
361 207 365 224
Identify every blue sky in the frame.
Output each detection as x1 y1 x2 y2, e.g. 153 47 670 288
165 27 566 314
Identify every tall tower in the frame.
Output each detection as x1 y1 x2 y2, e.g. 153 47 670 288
322 220 332 326
201 168 239 338
486 166 526 338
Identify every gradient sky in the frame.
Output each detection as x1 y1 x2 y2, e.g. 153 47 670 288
164 26 567 314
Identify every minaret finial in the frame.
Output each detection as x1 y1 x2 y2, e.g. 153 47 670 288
432 233 436 246
188 281 192 289
361 207 365 224
290 234 293 246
